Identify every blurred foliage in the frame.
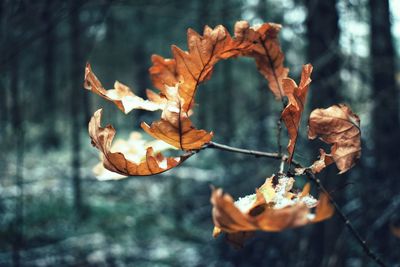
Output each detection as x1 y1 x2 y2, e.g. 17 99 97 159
0 0 400 266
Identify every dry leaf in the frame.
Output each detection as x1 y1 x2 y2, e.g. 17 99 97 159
149 55 179 95
84 63 165 114
281 64 313 162
85 63 212 150
86 21 289 153
211 175 334 246
141 84 214 150
93 131 176 180
308 104 361 174
89 109 189 177
234 21 289 99
150 20 289 115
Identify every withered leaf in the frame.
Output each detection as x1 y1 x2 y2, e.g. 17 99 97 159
84 63 164 114
141 85 213 150
308 104 361 174
89 109 189 176
234 21 289 99
87 21 289 154
211 175 334 246
150 20 289 115
85 63 212 150
281 64 313 162
92 131 176 180
149 55 179 95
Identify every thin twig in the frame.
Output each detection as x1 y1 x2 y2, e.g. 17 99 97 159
277 118 283 157
198 141 387 267
305 171 386 267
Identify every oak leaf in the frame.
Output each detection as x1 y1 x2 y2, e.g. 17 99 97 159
86 21 289 153
141 84 214 150
149 55 179 95
92 131 176 180
150 20 289 115
281 64 313 162
89 109 189 177
84 63 164 114
211 175 334 246
308 104 361 174
234 21 289 99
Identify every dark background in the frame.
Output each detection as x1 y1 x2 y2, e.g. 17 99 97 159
0 0 399 266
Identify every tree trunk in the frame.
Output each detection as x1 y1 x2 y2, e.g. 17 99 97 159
219 1 234 144
305 1 345 266
132 9 148 120
70 0 83 219
196 0 211 130
368 0 399 261
0 1 8 139
255 0 271 151
10 48 24 267
42 0 59 148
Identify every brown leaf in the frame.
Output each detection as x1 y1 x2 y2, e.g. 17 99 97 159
86 21 289 153
84 63 164 114
313 193 334 223
281 64 313 162
310 149 335 174
150 20 289 115
211 175 334 246
89 109 189 176
169 25 237 112
308 104 361 174
234 21 289 99
92 131 176 180
149 55 179 95
141 84 213 150
85 63 212 150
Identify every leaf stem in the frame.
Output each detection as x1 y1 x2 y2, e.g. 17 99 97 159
199 141 387 267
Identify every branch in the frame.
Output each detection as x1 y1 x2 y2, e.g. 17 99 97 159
203 141 282 159
305 171 386 267
198 141 387 267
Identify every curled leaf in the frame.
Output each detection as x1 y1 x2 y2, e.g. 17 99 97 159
93 131 176 180
86 21 289 153
149 55 179 95
234 21 289 99
308 104 361 174
281 64 313 162
89 109 189 177
141 84 214 150
150 20 289 115
84 63 165 114
85 64 212 150
211 175 334 246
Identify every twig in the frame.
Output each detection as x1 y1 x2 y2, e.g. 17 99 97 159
277 118 283 157
203 141 282 159
199 141 387 267
305 171 386 267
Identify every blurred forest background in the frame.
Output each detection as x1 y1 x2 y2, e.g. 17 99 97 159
1 0 400 266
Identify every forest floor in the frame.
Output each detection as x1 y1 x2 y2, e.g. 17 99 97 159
0 141 225 267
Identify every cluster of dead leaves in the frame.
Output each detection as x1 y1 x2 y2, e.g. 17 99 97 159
84 20 361 245
212 174 334 247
